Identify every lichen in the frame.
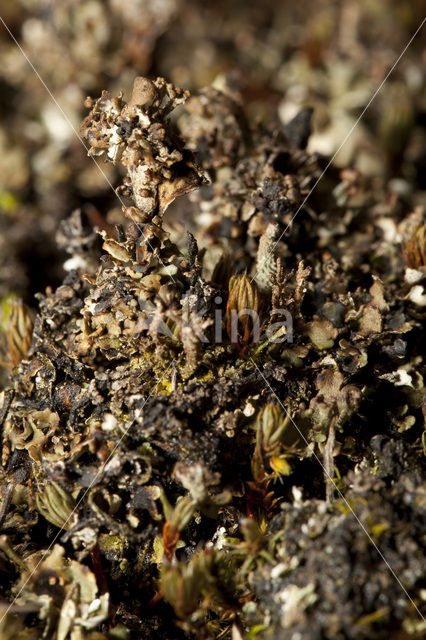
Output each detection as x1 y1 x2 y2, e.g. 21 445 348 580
0 68 425 640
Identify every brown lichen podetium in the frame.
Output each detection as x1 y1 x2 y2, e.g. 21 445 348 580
80 76 208 224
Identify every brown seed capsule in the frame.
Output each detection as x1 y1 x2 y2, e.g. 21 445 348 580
35 481 77 530
226 274 260 350
403 225 426 269
4 299 34 366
